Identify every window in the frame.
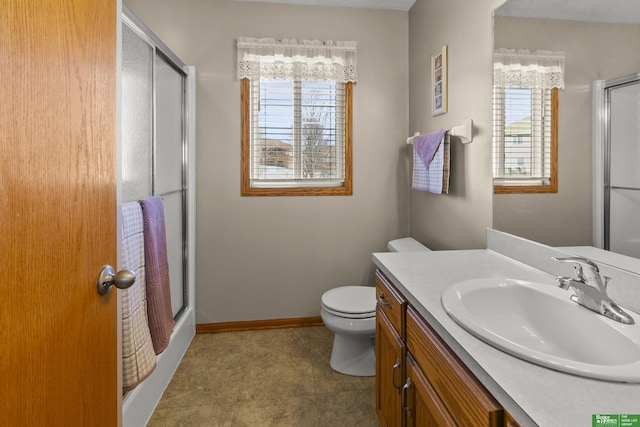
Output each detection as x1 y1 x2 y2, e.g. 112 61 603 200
241 78 352 196
492 49 564 194
237 37 357 196
493 85 558 193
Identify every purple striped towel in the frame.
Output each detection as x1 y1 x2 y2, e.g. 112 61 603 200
139 196 175 355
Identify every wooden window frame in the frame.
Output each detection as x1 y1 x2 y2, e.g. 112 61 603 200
494 87 558 194
241 78 353 196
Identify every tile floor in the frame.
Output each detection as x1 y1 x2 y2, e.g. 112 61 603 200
147 326 379 427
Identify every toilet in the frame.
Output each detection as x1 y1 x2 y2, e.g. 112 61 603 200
320 238 431 376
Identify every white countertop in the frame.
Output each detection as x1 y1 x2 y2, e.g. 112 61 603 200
372 248 640 427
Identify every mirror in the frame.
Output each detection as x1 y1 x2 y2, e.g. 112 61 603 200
492 0 640 260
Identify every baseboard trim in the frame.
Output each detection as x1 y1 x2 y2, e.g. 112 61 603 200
196 316 324 334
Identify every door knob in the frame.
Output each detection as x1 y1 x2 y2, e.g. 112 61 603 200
97 265 136 295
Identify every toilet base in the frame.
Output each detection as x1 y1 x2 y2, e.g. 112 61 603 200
329 332 375 377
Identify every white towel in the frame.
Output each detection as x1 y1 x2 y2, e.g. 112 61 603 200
412 133 450 194
120 202 157 392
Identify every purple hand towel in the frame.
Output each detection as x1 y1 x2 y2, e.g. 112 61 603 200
139 196 175 355
413 129 447 169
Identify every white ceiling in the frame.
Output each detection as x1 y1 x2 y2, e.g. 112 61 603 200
495 0 640 24
234 0 416 11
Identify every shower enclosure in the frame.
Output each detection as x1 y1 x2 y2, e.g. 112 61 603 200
120 6 196 425
593 73 640 258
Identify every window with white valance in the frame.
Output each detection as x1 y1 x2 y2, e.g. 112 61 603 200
493 48 565 193
238 38 357 196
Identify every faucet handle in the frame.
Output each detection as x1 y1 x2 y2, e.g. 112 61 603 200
551 256 600 273
603 276 612 290
552 256 608 293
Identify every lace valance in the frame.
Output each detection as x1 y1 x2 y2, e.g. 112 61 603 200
494 48 565 89
237 37 357 83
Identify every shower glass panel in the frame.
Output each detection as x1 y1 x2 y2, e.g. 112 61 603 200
155 53 187 317
122 24 153 202
162 193 184 317
121 18 189 320
155 55 184 195
607 79 640 258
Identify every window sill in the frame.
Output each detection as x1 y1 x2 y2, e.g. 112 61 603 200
494 184 558 194
241 185 352 197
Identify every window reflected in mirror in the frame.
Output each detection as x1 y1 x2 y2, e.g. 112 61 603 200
492 49 564 194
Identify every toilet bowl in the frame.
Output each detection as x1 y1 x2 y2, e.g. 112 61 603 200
321 286 377 376
321 237 430 377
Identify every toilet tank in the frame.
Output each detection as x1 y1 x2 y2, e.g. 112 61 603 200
387 237 431 252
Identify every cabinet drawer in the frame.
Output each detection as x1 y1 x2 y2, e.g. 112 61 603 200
375 270 406 339
406 306 502 427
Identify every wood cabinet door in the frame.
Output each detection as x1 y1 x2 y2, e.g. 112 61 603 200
407 306 502 427
1 0 118 424
376 306 405 427
405 354 456 427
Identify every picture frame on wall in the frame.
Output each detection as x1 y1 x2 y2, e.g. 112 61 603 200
431 45 447 116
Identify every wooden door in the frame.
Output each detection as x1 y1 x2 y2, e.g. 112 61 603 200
1 0 118 425
405 354 456 427
376 306 405 427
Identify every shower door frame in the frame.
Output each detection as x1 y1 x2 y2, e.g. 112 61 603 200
592 73 640 250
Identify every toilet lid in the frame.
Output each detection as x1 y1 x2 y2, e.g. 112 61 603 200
321 286 376 315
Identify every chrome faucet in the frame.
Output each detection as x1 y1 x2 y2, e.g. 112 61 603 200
552 256 635 325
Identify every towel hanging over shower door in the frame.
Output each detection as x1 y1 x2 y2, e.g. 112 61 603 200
120 202 157 392
139 196 175 354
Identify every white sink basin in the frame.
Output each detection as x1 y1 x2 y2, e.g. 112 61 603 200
441 278 640 382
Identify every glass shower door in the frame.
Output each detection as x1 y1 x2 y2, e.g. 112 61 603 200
606 78 640 258
122 24 153 203
155 54 187 318
121 21 188 319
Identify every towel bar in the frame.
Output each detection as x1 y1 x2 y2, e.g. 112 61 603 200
406 119 473 144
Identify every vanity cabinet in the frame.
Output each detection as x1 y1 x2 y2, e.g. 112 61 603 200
376 306 405 427
375 270 407 427
375 270 520 427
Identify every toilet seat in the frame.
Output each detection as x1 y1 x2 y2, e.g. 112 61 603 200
321 286 376 319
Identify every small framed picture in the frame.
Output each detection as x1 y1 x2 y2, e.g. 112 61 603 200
431 45 447 116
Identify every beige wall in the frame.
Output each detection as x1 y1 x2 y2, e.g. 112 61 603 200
407 0 502 250
493 17 640 247
125 0 410 323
